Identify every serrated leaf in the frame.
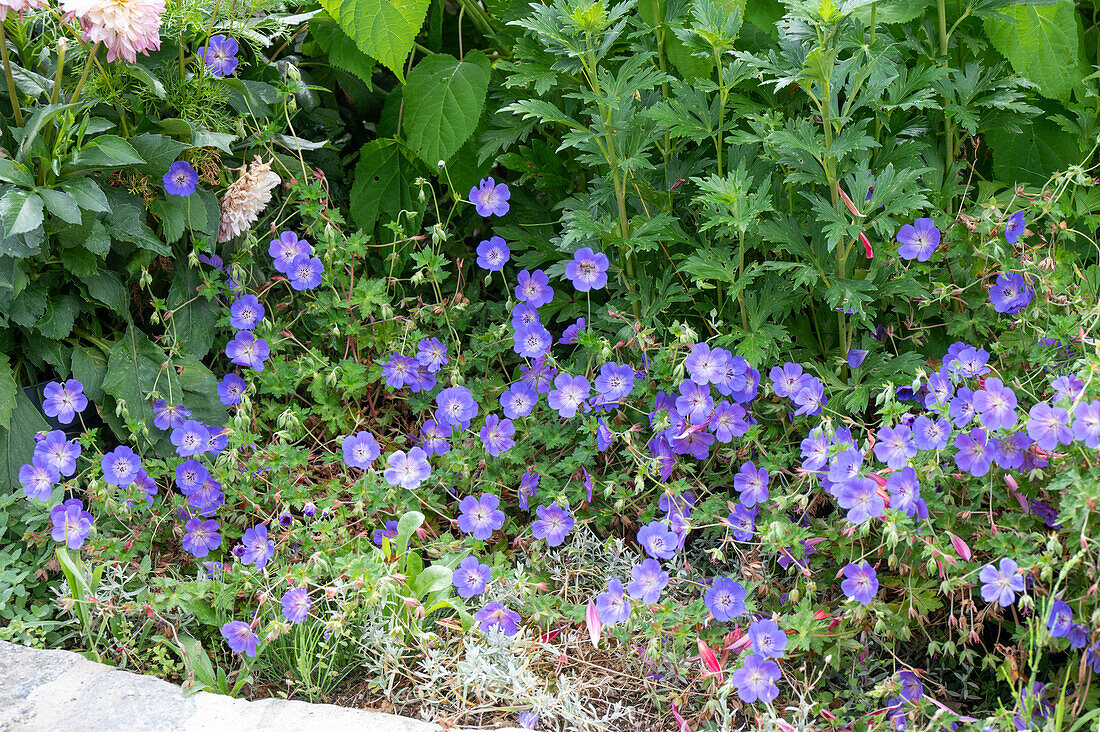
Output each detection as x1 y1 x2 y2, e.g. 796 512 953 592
73 135 146 169
71 346 108 403
150 197 187 244
402 51 491 167
0 160 35 187
104 188 169 256
319 0 432 80
38 189 82 224
59 178 110 213
127 133 192 177
0 389 51 491
82 272 128 315
984 1 1082 102
988 114 1081 185
349 140 420 234
82 220 111 256
0 189 44 236
310 17 375 86
0 353 16 429
102 326 172 450
166 264 219 359
35 295 80 339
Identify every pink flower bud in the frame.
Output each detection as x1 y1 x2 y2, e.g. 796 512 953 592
696 638 723 683
948 532 972 561
586 600 601 648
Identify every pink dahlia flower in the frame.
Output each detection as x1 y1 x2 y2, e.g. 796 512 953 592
61 0 166 63
0 0 46 21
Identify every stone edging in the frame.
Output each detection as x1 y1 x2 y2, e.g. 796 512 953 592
0 640 525 732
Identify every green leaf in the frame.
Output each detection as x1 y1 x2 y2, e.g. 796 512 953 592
100 325 225 452
82 272 128 315
988 114 1082 185
984 1 1083 102
0 189 44 237
38 189 82 225
166 264 219 359
150 197 187 244
104 188 169 256
72 135 146 169
0 255 28 296
852 0 929 25
60 244 100 278
310 17 375 86
59 178 110 213
192 128 237 153
0 160 35 187
71 346 108 403
0 231 41 258
395 510 424 553
0 353 16 429
102 326 171 448
348 140 420 234
82 220 111 256
9 283 46 327
0 390 50 491
319 0 432 80
127 133 191 177
189 189 220 241
173 355 227 429
402 51 491 167
411 565 452 597
127 64 166 99
35 295 80 339
14 103 76 164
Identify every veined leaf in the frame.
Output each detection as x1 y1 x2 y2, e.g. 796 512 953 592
319 0 432 80
0 189 44 237
984 1 1083 102
403 52 492 167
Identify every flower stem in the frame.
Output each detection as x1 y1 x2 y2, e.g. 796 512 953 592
49 39 67 105
70 41 100 104
0 23 23 127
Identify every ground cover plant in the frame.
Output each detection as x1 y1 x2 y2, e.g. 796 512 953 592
4 0 1100 729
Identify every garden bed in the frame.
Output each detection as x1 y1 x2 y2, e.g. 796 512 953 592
2 0 1100 730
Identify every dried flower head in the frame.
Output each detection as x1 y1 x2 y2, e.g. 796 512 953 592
217 157 280 242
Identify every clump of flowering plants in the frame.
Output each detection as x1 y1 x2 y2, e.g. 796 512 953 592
17 132 1100 731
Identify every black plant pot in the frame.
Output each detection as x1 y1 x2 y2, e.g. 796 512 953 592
22 383 103 439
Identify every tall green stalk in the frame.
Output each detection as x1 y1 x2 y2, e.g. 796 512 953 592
937 0 955 216
0 22 23 126
583 47 640 319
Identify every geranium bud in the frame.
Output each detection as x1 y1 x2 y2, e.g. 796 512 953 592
837 184 864 217
671 702 691 731
859 231 874 258
697 638 722 682
586 599 601 648
948 532 972 561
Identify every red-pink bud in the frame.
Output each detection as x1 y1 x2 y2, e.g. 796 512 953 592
586 600 601 648
672 702 692 731
838 184 865 218
948 532 972 561
697 638 723 682
859 231 874 258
